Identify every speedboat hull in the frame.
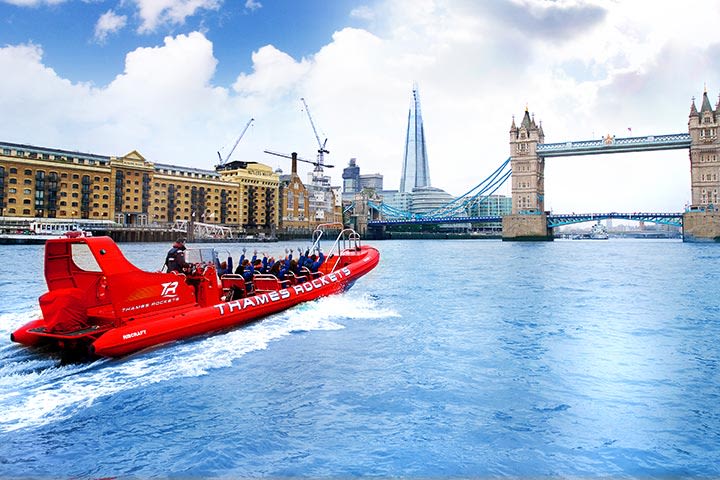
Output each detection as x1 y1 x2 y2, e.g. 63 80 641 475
11 227 379 359
90 263 373 358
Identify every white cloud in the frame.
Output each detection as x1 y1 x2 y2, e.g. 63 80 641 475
131 0 221 33
350 5 374 21
244 0 261 12
2 0 720 213
0 33 235 166
94 10 128 44
232 45 311 97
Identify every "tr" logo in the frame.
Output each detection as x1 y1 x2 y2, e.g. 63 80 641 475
161 281 179 297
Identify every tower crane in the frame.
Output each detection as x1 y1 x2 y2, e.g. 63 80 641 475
299 98 329 173
217 118 254 167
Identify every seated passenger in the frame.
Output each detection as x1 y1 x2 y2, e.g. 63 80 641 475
252 258 264 275
215 255 234 276
235 259 251 279
233 248 248 275
269 260 282 278
309 252 325 273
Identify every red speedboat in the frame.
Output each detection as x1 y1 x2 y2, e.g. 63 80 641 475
11 224 379 360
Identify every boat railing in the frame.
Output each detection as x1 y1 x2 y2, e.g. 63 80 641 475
310 223 362 273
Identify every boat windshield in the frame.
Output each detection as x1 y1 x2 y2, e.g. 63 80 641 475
185 248 218 265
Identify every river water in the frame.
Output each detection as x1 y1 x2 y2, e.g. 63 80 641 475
0 238 718 478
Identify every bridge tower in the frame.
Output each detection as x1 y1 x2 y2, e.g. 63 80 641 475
502 107 552 240
683 88 720 241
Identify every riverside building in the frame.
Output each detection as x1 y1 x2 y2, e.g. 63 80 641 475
0 141 280 234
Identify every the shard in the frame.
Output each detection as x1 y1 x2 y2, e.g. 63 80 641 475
399 84 431 193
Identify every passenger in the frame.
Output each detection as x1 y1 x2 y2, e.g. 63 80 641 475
215 255 233 276
165 238 188 273
233 248 247 275
269 259 282 277
309 251 325 273
237 259 252 281
277 253 292 281
289 259 300 275
265 256 276 273
252 258 263 275
298 248 309 269
259 253 275 274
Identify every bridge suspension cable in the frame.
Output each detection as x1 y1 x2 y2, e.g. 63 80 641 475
423 157 512 218
367 157 512 221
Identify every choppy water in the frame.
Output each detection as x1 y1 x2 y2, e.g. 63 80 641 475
0 239 719 478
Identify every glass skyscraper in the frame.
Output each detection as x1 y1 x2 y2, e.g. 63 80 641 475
399 84 431 193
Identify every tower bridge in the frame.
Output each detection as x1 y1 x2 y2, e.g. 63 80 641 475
503 87 720 241
355 87 720 242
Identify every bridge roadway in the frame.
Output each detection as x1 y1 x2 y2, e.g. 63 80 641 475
368 211 684 228
536 133 690 157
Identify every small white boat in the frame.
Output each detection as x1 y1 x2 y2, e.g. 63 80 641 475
589 223 609 240
0 221 87 244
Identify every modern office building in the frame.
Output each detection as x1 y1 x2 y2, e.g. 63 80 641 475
408 186 456 216
378 190 410 214
342 157 384 203
399 84 431 194
360 173 383 192
468 194 512 218
342 158 361 201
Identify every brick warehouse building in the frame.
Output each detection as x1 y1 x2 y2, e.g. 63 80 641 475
0 141 342 234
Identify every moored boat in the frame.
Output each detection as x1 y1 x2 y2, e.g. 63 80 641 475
0 221 88 245
10 224 379 360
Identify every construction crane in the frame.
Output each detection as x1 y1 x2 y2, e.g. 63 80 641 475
217 118 254 166
299 98 329 173
264 150 334 169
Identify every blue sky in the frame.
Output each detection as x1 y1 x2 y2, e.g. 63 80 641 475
1 0 720 213
0 0 365 86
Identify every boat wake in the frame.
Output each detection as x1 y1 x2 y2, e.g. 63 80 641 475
0 293 398 432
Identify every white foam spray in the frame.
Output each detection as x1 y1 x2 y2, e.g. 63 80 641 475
0 293 398 432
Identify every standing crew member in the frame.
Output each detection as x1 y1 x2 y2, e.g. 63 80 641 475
166 238 188 273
